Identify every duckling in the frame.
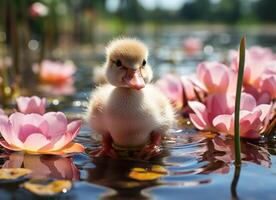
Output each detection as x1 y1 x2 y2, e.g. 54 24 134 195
87 38 175 159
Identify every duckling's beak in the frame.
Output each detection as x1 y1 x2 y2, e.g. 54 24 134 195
124 69 145 90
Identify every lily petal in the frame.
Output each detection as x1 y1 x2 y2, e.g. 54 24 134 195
43 112 67 139
212 114 233 135
24 133 51 151
0 140 22 151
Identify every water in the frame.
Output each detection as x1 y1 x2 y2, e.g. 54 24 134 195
1 27 276 199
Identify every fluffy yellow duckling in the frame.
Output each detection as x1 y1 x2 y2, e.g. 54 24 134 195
88 38 175 159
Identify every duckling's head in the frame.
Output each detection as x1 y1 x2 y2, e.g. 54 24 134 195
105 38 153 90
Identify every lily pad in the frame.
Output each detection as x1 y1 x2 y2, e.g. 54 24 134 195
0 168 32 184
22 179 72 196
129 165 168 181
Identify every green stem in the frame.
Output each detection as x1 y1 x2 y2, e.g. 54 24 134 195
231 165 241 200
234 36 246 166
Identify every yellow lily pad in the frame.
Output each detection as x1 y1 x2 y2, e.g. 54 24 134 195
22 180 72 196
0 168 32 180
129 165 167 181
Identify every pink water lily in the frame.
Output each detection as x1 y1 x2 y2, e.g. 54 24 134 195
39 60 76 85
230 46 276 87
155 74 185 110
155 74 202 111
29 2 49 17
188 93 271 138
0 109 4 115
183 37 202 56
196 61 237 94
230 47 276 102
16 96 46 115
0 112 84 155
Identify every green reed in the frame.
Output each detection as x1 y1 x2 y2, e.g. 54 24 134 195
234 36 246 166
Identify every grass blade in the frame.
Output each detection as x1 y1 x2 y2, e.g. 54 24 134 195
234 36 246 166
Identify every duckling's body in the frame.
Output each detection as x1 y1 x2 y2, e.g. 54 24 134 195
89 84 174 147
87 38 175 158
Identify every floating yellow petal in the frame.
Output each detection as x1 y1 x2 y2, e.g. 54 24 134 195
129 165 167 181
0 168 32 180
23 180 72 196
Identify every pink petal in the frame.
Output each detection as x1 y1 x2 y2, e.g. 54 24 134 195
16 97 30 113
260 75 276 99
253 104 272 121
197 62 229 94
43 112 67 139
206 94 234 119
189 113 207 130
10 113 48 144
28 96 46 114
257 92 271 105
16 96 45 114
188 101 210 129
240 93 256 111
0 140 22 151
205 66 229 93
239 110 262 138
181 77 196 101
0 115 12 144
50 120 81 151
10 113 45 134
212 114 233 135
23 133 51 151
155 74 184 109
18 124 43 142
66 120 82 141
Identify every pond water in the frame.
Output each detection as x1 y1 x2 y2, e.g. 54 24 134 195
1 27 276 200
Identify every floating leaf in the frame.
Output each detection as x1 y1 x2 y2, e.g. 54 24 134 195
0 168 31 180
129 165 167 181
22 179 72 196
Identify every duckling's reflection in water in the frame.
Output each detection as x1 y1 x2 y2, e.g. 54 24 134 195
87 154 169 200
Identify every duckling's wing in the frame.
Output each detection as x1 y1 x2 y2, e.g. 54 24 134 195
87 84 114 134
145 84 176 134
88 84 113 114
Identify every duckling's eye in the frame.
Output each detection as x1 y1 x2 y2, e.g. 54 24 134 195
115 60 122 67
142 59 146 66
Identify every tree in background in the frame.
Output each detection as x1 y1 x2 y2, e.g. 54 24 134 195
255 0 276 22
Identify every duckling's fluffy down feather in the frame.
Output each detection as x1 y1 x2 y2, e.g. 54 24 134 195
87 84 175 147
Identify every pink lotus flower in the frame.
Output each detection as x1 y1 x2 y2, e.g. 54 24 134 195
3 153 79 180
29 2 49 17
155 74 202 111
230 46 276 87
188 93 271 138
0 109 4 115
0 112 84 155
183 37 202 56
16 96 46 115
155 74 185 110
196 62 237 94
39 60 76 85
